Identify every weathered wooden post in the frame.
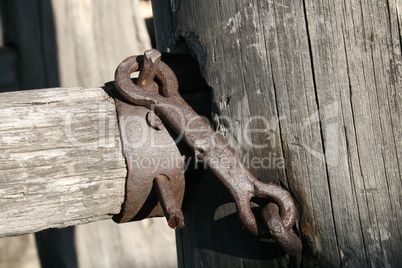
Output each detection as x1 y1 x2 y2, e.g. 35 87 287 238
152 0 401 267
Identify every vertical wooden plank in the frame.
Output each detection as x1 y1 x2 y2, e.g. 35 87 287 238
301 0 402 266
51 0 151 87
154 1 300 267
0 48 18 91
152 0 402 267
0 234 40 268
0 0 59 89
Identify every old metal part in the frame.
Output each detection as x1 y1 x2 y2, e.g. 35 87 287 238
154 174 185 229
137 49 161 89
146 110 164 130
262 203 303 256
113 51 185 226
114 49 302 255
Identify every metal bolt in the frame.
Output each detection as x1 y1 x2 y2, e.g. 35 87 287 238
146 110 164 130
137 49 161 89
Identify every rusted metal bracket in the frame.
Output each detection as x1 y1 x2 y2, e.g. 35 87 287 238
112 51 185 229
112 49 302 255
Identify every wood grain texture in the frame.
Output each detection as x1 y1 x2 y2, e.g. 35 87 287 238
0 87 126 237
153 0 401 267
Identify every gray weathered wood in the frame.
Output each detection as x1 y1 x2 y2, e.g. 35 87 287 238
51 0 151 88
0 87 126 237
153 0 401 267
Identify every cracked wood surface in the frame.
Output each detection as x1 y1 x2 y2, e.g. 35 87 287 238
153 0 401 267
0 87 126 237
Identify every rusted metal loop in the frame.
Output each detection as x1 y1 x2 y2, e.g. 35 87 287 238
232 180 297 236
253 180 297 230
262 203 302 256
204 145 298 237
114 54 180 108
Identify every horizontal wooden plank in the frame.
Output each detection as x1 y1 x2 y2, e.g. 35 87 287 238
0 87 127 237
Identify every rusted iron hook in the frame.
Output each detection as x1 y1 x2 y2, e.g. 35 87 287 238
114 49 302 255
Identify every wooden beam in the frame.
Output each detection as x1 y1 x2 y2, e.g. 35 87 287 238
0 86 126 237
153 0 402 267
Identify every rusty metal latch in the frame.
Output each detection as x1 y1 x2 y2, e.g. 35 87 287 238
112 49 302 255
